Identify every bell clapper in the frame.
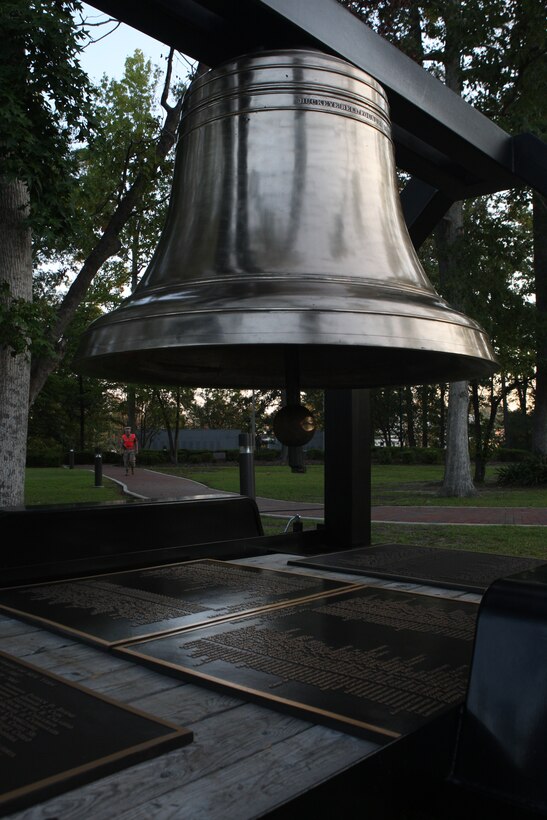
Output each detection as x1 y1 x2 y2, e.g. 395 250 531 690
273 350 316 448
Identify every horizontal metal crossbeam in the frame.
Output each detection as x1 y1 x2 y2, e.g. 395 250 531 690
88 0 547 204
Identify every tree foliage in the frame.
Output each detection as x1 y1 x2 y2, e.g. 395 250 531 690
0 0 92 241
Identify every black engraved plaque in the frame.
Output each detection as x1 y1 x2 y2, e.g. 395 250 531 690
290 544 546 593
0 651 192 816
0 560 353 647
118 586 478 744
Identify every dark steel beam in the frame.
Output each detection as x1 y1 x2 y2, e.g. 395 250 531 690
324 390 371 549
401 180 454 250
88 0 547 200
512 133 547 196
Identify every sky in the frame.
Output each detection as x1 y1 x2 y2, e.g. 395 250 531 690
77 3 194 82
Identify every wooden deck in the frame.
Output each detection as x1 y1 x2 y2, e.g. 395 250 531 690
0 553 480 820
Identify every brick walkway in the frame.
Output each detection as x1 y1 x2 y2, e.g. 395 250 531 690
90 465 547 526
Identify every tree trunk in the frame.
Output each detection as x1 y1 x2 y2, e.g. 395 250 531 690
436 200 475 495
532 192 547 454
421 385 429 448
471 380 486 483
439 381 476 496
28 61 185 406
439 384 446 448
501 374 510 445
0 178 32 507
405 387 416 447
78 375 85 450
125 222 140 431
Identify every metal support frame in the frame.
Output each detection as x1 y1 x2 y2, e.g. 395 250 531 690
324 390 371 548
87 0 547 549
89 0 547 207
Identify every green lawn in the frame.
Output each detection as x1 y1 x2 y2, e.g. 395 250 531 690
21 465 547 559
159 464 324 502
158 463 547 507
260 517 547 558
24 468 123 506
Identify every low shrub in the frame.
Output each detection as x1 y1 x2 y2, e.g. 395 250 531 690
418 447 445 464
26 450 63 467
137 449 171 465
188 451 214 464
497 456 547 486
372 446 393 464
101 451 120 465
255 448 279 461
400 448 419 464
305 448 324 461
65 450 95 465
371 446 444 465
492 448 531 463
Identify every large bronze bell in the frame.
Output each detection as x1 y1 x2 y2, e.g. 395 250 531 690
75 49 497 388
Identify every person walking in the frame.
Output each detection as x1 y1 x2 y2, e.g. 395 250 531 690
121 426 139 476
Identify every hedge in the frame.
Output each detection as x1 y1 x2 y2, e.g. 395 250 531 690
491 448 531 463
497 456 547 486
371 447 444 465
27 450 63 467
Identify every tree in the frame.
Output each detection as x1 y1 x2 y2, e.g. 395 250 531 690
0 3 193 505
464 0 547 454
28 47 186 404
187 389 279 433
339 0 542 492
0 0 91 506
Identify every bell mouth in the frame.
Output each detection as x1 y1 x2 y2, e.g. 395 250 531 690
75 338 497 390
74 277 497 388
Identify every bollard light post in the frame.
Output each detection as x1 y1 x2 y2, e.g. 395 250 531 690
238 433 255 499
94 448 103 488
69 448 74 469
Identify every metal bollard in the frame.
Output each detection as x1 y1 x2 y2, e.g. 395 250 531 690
94 448 103 487
239 433 255 499
69 448 74 469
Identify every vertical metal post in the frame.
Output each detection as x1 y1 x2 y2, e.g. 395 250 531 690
285 350 305 473
69 448 74 469
94 448 103 488
324 389 371 548
239 433 255 499
250 390 256 447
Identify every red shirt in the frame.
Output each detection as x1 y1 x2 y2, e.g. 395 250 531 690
122 433 137 450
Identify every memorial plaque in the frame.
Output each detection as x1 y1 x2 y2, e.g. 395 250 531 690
0 651 192 816
0 560 354 647
118 586 478 744
290 544 546 593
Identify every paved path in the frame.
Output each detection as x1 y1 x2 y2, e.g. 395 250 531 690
90 465 547 526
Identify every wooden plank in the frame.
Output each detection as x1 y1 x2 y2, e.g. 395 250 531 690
116 721 376 820
0 553 480 819
0 615 41 638
131 681 245 725
5 703 370 820
0 627 74 657
0 652 193 817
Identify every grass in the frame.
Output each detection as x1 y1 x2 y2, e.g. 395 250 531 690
261 517 547 558
159 464 325 502
371 523 547 557
24 467 123 506
21 465 547 558
158 462 547 507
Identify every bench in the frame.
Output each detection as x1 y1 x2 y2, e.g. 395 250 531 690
0 495 264 585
